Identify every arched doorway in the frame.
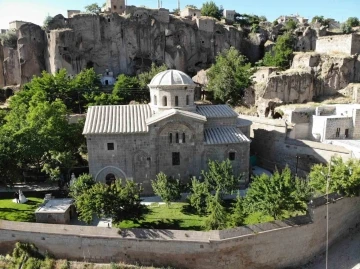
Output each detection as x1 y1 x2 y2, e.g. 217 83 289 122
105 173 116 185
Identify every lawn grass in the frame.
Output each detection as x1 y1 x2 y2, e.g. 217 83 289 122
117 202 294 231
118 203 208 231
0 197 43 222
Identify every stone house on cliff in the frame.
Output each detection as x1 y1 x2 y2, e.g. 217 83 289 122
83 70 250 193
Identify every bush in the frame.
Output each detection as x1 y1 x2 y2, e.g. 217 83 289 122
151 172 182 206
263 32 295 69
0 31 18 48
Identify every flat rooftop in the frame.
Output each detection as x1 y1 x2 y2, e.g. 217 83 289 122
36 198 74 214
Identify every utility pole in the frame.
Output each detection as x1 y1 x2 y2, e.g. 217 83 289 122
158 0 160 8
178 0 180 10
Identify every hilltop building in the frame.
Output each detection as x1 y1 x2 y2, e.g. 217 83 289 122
83 70 251 193
104 0 126 14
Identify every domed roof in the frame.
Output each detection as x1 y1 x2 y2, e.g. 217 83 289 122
149 70 195 86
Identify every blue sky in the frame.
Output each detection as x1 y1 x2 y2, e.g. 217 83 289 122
0 0 358 29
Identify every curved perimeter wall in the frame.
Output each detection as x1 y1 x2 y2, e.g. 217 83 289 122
0 195 360 269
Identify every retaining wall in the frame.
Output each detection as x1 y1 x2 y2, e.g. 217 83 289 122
0 195 359 269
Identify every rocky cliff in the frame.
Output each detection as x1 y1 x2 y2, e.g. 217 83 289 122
1 11 262 87
250 52 360 117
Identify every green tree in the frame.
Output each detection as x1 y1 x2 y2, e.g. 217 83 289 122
206 47 253 105
341 23 353 34
205 190 228 230
69 173 96 197
345 17 359 27
201 1 221 20
151 172 182 206
311 15 325 24
244 167 310 218
43 15 53 29
309 157 360 197
85 3 101 14
263 32 295 69
202 159 242 196
229 193 246 227
75 179 144 224
186 5 198 9
188 177 210 215
0 31 18 48
112 74 140 104
172 8 180 15
285 19 297 31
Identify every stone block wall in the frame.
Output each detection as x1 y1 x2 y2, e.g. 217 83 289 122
324 117 353 140
0 196 359 269
316 34 354 55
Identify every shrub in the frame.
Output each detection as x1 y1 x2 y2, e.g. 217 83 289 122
0 31 18 48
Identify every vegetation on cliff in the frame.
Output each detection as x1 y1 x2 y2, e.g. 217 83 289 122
206 47 253 105
200 1 222 20
262 32 296 69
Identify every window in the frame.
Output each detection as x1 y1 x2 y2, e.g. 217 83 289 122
114 5 117 9
169 133 173 143
172 152 180 166
175 96 179 106
176 133 179 143
106 174 116 185
107 143 115 150
162 96 167 106
182 133 186 143
154 95 157 105
336 128 341 138
345 129 349 138
186 95 189 105
229 152 236 161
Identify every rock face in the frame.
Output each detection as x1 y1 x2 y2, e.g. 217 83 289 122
251 52 360 117
0 12 264 87
0 43 4 87
18 23 46 84
43 13 253 78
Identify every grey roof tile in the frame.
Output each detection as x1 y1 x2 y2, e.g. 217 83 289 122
83 105 152 134
204 127 250 145
196 105 238 118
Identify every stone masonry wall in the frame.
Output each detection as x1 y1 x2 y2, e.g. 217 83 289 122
241 115 352 175
316 34 353 55
0 196 359 269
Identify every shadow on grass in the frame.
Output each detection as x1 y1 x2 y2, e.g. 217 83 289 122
0 207 36 222
138 219 203 231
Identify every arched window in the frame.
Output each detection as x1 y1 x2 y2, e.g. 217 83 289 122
182 133 186 143
175 96 179 106
186 95 189 105
176 133 179 143
154 95 157 105
169 133 173 144
162 96 167 106
105 173 116 185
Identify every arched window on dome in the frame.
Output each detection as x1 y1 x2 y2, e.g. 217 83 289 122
162 96 167 106
182 132 186 143
186 95 189 105
154 95 157 105
175 96 179 107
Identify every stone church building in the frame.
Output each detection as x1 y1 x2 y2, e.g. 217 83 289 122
83 70 250 193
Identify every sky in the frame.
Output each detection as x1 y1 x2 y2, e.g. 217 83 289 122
0 0 359 29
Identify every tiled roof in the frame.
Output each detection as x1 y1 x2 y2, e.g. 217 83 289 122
204 127 250 145
146 109 206 125
83 105 152 134
196 105 238 118
149 70 194 86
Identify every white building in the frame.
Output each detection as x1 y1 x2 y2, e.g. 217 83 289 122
223 10 236 22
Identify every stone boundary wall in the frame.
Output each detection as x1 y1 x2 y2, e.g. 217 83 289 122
0 196 360 269
241 115 352 174
316 34 358 55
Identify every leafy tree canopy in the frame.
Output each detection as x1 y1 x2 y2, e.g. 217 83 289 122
0 31 18 48
74 179 145 224
205 190 228 230
201 1 221 20
188 177 210 215
186 5 198 9
85 3 101 14
112 74 140 104
309 157 360 197
151 172 182 206
285 19 297 31
244 166 311 218
43 15 54 29
206 47 253 105
263 32 296 69
345 17 359 27
202 159 243 195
